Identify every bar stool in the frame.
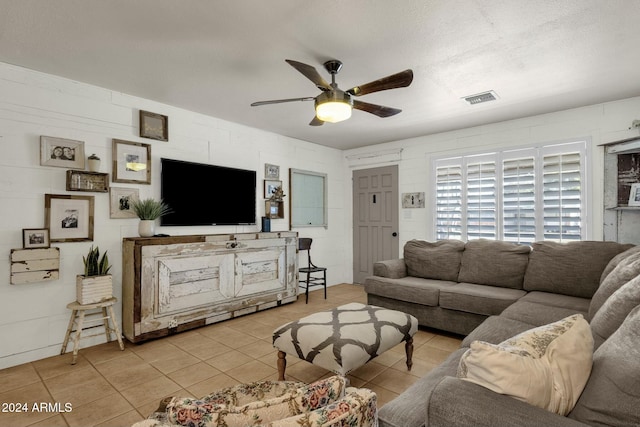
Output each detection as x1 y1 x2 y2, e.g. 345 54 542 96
61 297 124 364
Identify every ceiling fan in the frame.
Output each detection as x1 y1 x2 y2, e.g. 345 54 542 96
251 59 413 126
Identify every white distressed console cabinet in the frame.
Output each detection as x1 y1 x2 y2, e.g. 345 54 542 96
122 232 298 343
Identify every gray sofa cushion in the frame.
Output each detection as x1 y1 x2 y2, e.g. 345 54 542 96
457 239 530 289
589 275 640 349
588 248 640 320
523 241 632 298
501 300 588 327
363 276 456 307
404 239 465 281
519 291 590 313
461 315 536 347
599 245 640 283
373 258 408 279
569 305 640 427
439 283 526 316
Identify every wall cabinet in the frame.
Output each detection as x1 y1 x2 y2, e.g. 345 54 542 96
122 232 298 343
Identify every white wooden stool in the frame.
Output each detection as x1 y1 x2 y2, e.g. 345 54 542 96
61 297 124 364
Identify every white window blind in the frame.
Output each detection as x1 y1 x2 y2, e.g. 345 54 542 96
433 141 586 243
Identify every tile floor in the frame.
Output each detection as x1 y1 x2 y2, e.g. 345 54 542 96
0 284 462 427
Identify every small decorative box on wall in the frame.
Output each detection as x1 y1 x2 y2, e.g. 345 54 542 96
66 170 109 192
10 247 60 284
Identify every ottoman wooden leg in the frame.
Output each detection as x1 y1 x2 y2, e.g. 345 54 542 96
405 337 414 371
277 351 287 381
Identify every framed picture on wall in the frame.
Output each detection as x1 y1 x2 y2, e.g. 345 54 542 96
629 183 640 207
22 228 50 249
264 180 282 198
40 136 85 169
110 187 140 218
265 163 280 179
139 110 168 141
112 139 151 184
45 194 94 242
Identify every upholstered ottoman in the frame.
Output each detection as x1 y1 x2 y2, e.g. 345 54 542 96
272 302 418 380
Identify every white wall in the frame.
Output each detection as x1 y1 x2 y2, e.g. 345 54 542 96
0 62 351 369
344 96 640 255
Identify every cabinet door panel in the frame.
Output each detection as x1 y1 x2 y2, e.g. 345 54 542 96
157 254 234 314
235 249 285 296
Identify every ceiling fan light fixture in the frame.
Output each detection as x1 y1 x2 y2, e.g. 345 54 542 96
315 91 353 123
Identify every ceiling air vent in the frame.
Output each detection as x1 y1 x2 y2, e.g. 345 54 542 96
463 90 499 105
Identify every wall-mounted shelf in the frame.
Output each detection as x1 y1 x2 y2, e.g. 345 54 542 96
265 200 284 219
66 170 109 192
10 247 60 284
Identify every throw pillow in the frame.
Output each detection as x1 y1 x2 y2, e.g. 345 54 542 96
457 314 593 416
598 245 640 283
568 306 640 427
589 274 640 349
166 376 346 427
588 248 640 320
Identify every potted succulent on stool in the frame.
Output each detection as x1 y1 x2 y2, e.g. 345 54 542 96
77 245 112 304
131 198 172 237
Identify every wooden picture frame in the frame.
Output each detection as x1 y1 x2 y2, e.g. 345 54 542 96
265 163 280 179
40 136 85 169
112 139 151 184
110 187 140 218
264 180 282 198
629 183 640 207
139 110 168 141
66 170 109 192
45 194 94 242
22 228 50 249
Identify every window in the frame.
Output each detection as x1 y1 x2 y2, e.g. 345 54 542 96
433 141 587 243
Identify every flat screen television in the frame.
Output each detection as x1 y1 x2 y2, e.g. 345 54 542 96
160 158 256 226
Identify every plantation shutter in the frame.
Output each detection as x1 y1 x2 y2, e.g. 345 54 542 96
435 163 463 240
503 157 536 243
542 151 582 241
466 160 496 239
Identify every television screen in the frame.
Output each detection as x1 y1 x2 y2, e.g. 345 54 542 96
160 158 256 226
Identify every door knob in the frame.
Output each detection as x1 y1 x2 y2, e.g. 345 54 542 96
392 232 398 237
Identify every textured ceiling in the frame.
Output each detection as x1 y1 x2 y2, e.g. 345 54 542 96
2 0 640 149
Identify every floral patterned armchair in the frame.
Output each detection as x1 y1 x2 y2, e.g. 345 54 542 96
132 376 378 427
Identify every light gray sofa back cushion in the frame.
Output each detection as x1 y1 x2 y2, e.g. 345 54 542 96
589 248 640 320
569 305 640 427
599 245 640 283
404 239 465 281
589 274 640 349
457 239 531 289
523 241 633 298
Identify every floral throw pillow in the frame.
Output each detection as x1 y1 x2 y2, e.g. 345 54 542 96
166 376 346 427
457 314 593 416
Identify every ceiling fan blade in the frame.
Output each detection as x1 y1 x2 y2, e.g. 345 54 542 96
309 116 324 126
251 97 314 107
347 69 413 96
285 59 332 91
353 100 402 118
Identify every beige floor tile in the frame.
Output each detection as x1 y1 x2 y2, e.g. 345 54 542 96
394 357 440 378
27 414 69 427
134 388 192 419
44 366 117 407
349 361 387 382
426 333 463 352
236 339 277 359
78 341 130 365
372 350 406 367
32 353 92 380
412 343 455 365
0 363 40 393
167 362 221 388
63 392 134 427
368 368 420 394
94 353 161 390
0 382 55 427
205 349 253 371
180 338 235 360
282 361 331 384
361 383 399 408
186 373 239 398
94 410 144 427
225 359 277 383
120 376 182 408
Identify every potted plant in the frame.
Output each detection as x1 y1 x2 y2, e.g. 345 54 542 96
131 198 172 237
77 245 112 304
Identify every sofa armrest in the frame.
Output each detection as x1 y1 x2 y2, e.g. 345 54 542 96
425 377 588 427
373 258 407 279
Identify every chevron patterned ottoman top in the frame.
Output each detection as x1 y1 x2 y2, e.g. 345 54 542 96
272 302 418 376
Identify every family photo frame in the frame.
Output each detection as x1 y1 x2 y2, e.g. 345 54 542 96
40 136 85 169
110 187 140 218
45 194 94 242
22 228 50 249
112 139 151 184
139 110 168 141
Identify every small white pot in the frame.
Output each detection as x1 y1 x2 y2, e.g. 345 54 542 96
138 220 155 237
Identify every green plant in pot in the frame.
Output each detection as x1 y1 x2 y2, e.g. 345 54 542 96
77 245 113 304
131 198 172 237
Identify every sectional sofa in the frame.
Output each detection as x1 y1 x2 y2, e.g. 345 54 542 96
364 239 640 427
